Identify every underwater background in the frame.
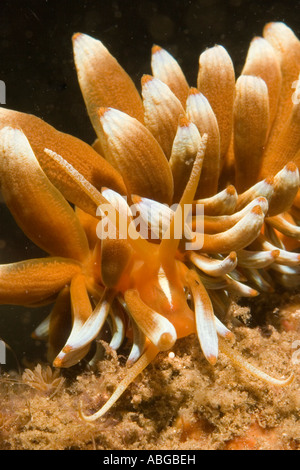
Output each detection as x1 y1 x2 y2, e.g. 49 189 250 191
0 0 299 451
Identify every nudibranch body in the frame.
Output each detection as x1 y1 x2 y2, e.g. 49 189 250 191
0 21 299 421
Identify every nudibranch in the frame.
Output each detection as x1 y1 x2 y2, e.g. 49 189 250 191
0 22 299 421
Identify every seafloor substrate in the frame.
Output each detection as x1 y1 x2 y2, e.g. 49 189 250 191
0 292 299 450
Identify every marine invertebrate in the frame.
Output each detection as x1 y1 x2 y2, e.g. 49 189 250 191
0 22 299 421
22 364 64 396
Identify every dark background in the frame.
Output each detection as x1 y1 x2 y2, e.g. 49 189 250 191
0 0 299 369
1 0 299 142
